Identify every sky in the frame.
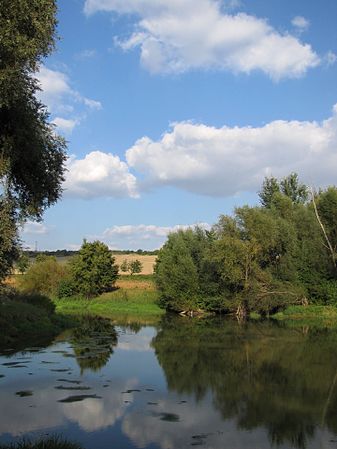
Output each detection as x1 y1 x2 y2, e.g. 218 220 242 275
21 0 337 251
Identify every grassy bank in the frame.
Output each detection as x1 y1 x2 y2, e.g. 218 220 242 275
0 286 76 348
272 305 337 327
54 275 164 322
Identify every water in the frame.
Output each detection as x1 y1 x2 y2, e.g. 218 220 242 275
1 315 337 449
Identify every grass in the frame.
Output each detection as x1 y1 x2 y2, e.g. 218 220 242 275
54 275 164 322
272 304 337 327
0 436 82 449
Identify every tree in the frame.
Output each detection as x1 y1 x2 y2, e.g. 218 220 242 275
0 0 67 282
0 198 19 280
120 259 129 273
155 230 201 312
70 240 119 298
16 252 30 274
259 173 308 208
129 259 143 275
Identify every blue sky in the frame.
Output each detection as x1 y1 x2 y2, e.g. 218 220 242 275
22 0 337 251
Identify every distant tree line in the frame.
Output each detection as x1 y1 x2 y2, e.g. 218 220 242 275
155 174 337 317
23 248 158 259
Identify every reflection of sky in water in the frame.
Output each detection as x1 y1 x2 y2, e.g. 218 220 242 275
0 325 337 449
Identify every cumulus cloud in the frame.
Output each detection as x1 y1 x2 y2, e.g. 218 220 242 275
84 0 319 79
21 220 49 235
36 65 101 132
126 104 337 197
64 150 139 199
291 16 310 32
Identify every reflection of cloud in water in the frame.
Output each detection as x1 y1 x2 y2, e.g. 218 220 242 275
117 327 156 352
122 394 326 449
64 379 138 432
0 378 138 436
0 386 65 436
117 335 152 352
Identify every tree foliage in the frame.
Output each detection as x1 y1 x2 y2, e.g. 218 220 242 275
70 240 119 298
119 258 143 275
155 175 337 315
0 0 67 282
129 259 143 275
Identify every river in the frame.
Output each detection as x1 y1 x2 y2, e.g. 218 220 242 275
1 315 337 449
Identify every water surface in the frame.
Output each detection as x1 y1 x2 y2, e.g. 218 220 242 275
1 315 337 449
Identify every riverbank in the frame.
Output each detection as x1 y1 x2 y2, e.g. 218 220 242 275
0 437 82 449
0 291 75 348
271 304 337 327
54 275 164 323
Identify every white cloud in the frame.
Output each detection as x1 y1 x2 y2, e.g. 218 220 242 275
53 117 78 133
21 220 49 235
103 223 210 239
126 104 337 197
64 150 139 199
76 49 97 59
94 223 211 250
291 16 310 32
84 0 319 79
36 65 102 133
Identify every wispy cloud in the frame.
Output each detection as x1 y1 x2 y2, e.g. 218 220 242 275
21 221 50 235
36 65 102 133
91 223 211 250
291 16 310 33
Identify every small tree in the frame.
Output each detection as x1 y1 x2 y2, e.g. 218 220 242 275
120 259 129 273
71 240 118 298
129 259 143 275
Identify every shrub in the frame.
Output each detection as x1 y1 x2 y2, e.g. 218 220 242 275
57 277 77 298
19 256 66 296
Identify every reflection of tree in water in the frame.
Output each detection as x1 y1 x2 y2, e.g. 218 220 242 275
152 316 337 449
71 315 118 373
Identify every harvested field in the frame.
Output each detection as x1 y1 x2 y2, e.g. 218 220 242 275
113 254 157 275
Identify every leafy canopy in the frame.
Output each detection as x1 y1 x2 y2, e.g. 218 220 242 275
70 240 119 298
0 0 67 282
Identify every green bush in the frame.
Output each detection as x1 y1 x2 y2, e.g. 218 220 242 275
19 256 66 296
57 277 77 298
